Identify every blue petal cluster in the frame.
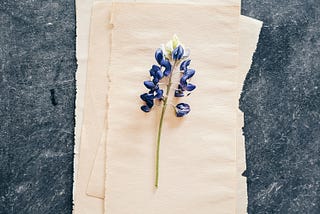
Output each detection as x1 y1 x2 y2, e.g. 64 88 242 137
155 49 172 76
140 50 171 112
175 103 191 117
140 41 196 118
174 59 196 98
172 45 184 60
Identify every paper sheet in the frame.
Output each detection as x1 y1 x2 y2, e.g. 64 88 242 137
86 1 241 200
73 0 240 212
106 0 240 6
104 3 239 213
75 2 261 214
236 16 262 214
85 3 262 214
74 0 106 184
87 17 263 214
87 128 107 198
73 3 111 213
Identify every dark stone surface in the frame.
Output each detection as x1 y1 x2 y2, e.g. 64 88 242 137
241 1 320 213
1 0 319 213
0 1 76 214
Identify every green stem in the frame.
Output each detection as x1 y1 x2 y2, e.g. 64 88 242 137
155 97 167 188
155 61 176 188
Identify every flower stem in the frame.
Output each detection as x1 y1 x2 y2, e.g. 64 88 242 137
155 97 167 188
155 61 176 188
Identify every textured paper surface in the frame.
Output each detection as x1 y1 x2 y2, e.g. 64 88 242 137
73 3 111 213
74 0 104 184
236 16 262 214
85 3 262 214
76 2 262 214
87 129 107 198
104 3 239 213
87 13 262 214
86 2 238 199
73 0 241 213
110 0 240 6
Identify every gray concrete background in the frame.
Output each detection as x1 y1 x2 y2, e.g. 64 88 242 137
0 1 76 213
242 1 320 213
0 0 319 213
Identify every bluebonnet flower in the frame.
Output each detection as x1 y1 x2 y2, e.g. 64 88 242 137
175 103 191 117
139 35 197 188
140 53 168 112
141 35 196 117
162 34 190 60
174 59 196 98
149 65 163 83
174 85 185 97
140 93 154 112
180 59 191 71
172 45 184 60
155 49 172 76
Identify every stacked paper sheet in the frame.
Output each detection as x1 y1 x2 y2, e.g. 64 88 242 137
74 1 262 214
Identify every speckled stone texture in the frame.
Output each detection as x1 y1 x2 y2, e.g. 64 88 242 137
241 1 320 213
0 1 76 214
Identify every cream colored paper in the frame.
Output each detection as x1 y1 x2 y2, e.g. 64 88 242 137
86 4 262 214
110 0 240 6
78 2 261 214
86 1 243 200
236 16 262 214
87 16 263 214
75 0 106 184
74 1 242 213
87 130 107 198
74 0 93 203
73 0 107 213
104 3 239 213
73 3 111 213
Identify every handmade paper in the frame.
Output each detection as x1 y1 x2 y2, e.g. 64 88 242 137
86 14 262 214
104 3 239 213
236 16 262 214
76 2 262 214
73 3 112 213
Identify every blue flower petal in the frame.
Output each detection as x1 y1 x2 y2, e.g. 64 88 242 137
178 84 185 91
140 93 154 101
141 105 150 112
174 89 184 97
146 99 154 108
150 65 160 77
149 85 159 93
186 83 196 91
184 69 195 78
180 59 191 71
162 60 172 76
172 45 184 60
153 77 159 84
179 75 188 88
175 103 191 117
155 68 163 80
144 80 156 89
155 48 163 65
149 68 155 77
150 65 163 80
141 92 155 110
155 89 164 99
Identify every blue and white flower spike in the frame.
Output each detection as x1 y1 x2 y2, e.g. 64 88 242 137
155 49 172 76
172 45 184 60
139 35 196 188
